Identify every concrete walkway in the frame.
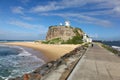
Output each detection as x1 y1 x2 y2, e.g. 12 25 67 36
68 44 120 80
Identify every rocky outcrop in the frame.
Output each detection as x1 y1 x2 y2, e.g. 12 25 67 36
46 26 84 41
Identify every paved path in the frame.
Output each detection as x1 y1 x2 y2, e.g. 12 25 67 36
68 44 120 80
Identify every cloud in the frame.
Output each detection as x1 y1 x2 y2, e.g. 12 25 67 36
30 0 120 17
89 33 98 38
9 0 119 27
30 0 90 12
30 0 116 11
42 13 112 26
31 0 87 12
30 0 120 27
21 16 33 21
9 20 47 32
11 6 24 14
9 20 36 28
31 2 64 12
113 6 120 14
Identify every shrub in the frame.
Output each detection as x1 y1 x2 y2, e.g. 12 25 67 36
102 44 119 54
62 36 83 44
42 38 62 44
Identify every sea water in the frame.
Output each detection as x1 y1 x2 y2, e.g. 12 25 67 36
0 44 45 80
102 41 120 51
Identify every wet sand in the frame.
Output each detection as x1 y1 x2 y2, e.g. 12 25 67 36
4 42 79 62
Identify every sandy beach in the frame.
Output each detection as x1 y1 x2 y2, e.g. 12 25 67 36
3 42 79 62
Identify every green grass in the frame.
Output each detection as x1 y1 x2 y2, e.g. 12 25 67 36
44 27 84 44
42 38 62 44
102 44 119 55
42 36 83 44
73 28 80 36
60 27 83 44
61 36 83 44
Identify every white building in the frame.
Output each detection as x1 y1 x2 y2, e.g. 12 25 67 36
83 34 92 43
65 21 70 27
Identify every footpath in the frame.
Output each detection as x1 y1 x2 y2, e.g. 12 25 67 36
68 43 120 80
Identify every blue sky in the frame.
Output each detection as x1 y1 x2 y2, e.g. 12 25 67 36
0 0 120 40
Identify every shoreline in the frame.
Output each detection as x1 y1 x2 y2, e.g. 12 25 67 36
7 43 88 80
21 46 49 63
2 42 79 62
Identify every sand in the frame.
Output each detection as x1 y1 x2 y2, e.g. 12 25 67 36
3 42 79 62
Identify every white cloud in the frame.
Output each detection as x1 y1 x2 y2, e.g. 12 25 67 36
31 0 89 12
89 33 98 38
9 20 36 28
9 0 118 27
12 6 24 14
31 0 120 16
9 20 47 32
21 16 33 21
31 2 64 12
42 13 111 26
30 0 120 27
113 6 120 13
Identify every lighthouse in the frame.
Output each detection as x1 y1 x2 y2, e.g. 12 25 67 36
65 21 70 27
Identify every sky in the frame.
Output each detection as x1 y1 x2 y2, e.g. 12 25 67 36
0 0 120 40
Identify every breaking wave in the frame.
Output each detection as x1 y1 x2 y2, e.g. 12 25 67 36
0 45 45 80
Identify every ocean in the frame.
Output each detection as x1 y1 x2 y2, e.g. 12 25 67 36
0 43 45 80
0 40 34 43
101 41 120 51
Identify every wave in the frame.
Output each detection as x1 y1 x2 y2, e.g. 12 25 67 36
17 47 32 56
0 44 32 56
0 45 45 80
112 46 120 51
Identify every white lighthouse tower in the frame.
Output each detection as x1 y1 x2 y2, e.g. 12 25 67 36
65 21 70 27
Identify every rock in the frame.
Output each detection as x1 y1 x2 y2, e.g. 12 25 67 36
27 73 41 80
46 26 84 41
8 77 22 80
23 74 30 80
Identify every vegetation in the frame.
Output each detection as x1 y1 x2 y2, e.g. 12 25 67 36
49 25 57 29
45 26 84 44
61 27 83 44
102 44 119 55
42 38 62 44
34 40 41 43
84 43 90 47
73 28 80 36
74 27 83 33
42 35 83 44
62 36 83 44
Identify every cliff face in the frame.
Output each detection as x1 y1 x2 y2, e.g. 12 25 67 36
46 26 84 41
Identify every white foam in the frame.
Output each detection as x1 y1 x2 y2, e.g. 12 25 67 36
0 76 6 80
0 45 46 80
0 44 8 47
112 46 120 51
14 46 32 56
18 51 31 56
